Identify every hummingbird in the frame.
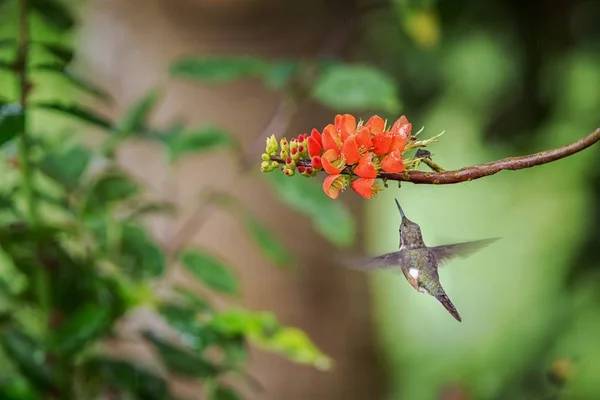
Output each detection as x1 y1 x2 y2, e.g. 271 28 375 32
343 199 498 322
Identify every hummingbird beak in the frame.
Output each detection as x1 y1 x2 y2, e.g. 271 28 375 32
394 198 406 219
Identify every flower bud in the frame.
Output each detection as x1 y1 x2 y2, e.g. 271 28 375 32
261 153 271 161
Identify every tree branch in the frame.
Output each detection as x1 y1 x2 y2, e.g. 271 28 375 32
271 128 600 184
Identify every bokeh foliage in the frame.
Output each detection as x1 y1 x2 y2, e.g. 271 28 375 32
1 0 341 398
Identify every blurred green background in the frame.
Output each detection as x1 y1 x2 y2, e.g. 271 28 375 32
1 0 600 399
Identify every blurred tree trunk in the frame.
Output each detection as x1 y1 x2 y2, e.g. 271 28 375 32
77 0 384 399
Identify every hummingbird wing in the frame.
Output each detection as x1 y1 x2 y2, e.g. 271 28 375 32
336 251 404 271
430 238 499 267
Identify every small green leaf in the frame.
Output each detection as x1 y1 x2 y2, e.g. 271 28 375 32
117 89 160 134
179 250 239 295
39 144 91 191
91 221 165 279
170 55 267 83
30 0 75 32
213 386 242 400
87 171 139 205
244 214 290 267
49 303 111 356
86 356 168 400
34 102 113 130
37 42 74 64
143 332 220 378
0 328 55 390
0 38 15 48
33 63 112 103
164 126 234 162
0 59 13 70
0 103 23 147
266 173 356 247
312 63 401 112
264 61 300 89
209 308 332 370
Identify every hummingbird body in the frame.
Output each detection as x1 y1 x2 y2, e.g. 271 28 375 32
343 199 498 322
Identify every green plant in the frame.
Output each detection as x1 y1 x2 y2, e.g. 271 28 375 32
0 1 339 398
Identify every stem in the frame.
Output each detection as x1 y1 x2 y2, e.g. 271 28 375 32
270 128 600 184
16 0 37 223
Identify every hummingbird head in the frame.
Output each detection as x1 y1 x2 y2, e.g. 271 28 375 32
395 198 425 249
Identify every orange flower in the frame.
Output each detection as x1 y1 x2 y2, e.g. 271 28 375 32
307 136 323 157
381 148 405 173
351 178 380 199
322 124 341 152
323 174 347 199
364 115 384 135
372 131 393 156
310 128 322 143
341 136 360 164
321 148 345 174
334 114 356 142
354 152 379 178
389 115 411 152
355 126 373 152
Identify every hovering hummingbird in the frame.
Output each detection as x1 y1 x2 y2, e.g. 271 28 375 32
344 199 498 322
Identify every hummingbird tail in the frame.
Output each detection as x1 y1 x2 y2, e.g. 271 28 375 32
435 293 462 322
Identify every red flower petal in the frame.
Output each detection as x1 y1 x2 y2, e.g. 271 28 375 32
307 136 323 157
323 174 347 199
351 178 379 200
390 133 408 153
365 115 385 135
372 131 393 156
354 153 378 178
390 116 410 136
381 148 405 173
311 156 323 169
321 148 344 174
356 127 373 151
311 128 322 145
323 174 342 199
335 114 356 142
341 136 360 164
322 124 341 152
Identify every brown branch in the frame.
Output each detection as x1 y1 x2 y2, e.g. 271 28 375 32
271 128 600 184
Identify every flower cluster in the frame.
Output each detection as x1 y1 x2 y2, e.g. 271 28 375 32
261 114 442 200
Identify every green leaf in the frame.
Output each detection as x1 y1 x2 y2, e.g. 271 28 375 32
0 328 56 390
86 356 168 400
244 214 290 267
30 0 75 32
34 102 113 130
263 61 300 89
213 386 242 400
91 221 165 279
37 42 74 64
312 63 401 112
164 126 234 162
33 63 112 103
266 173 356 247
0 103 23 148
38 144 91 191
117 89 160 134
86 171 139 206
170 55 267 83
49 303 112 356
0 59 13 71
209 308 332 370
179 250 238 295
0 38 15 48
143 332 220 378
